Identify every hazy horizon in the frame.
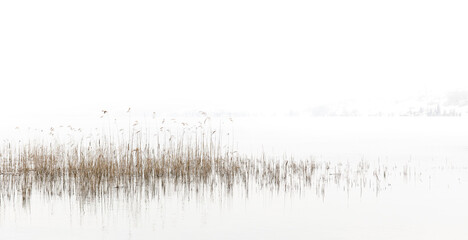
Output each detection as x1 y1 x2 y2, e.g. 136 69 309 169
2 0 468 119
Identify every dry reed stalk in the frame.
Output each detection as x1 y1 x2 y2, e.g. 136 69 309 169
0 114 394 202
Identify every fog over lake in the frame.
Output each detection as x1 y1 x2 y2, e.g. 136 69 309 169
1 0 468 239
1 115 467 239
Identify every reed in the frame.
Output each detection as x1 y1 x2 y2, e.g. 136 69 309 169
0 113 392 201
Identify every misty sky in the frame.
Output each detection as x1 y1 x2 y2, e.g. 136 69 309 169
1 0 468 116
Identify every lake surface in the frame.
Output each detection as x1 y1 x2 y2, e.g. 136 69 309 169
1 117 467 239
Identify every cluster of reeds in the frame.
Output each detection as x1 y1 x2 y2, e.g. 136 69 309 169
0 112 394 203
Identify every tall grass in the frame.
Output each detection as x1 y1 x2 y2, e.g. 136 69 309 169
0 113 393 202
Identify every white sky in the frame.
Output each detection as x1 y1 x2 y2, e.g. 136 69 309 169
1 0 468 116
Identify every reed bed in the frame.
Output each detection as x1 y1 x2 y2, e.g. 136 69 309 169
0 113 396 203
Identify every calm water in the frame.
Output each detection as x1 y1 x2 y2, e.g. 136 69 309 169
1 117 467 239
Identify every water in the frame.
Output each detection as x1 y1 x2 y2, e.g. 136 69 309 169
232 116 468 162
1 116 467 239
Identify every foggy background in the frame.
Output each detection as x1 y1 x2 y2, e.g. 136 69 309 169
2 3 468 240
1 0 468 121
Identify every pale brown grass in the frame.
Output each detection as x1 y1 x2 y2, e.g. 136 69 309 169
0 114 392 202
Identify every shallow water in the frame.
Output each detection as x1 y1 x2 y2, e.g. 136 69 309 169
1 117 467 239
